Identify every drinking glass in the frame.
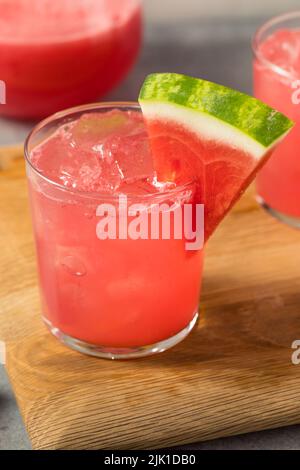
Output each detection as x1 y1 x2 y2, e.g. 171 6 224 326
253 11 300 227
25 103 204 359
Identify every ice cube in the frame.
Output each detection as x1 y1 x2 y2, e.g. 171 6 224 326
30 110 155 194
61 145 124 193
260 29 300 76
71 112 130 143
30 131 76 186
101 130 155 184
72 110 155 189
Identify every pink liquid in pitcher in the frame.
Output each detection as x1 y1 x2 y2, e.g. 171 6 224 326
254 29 300 219
0 0 142 119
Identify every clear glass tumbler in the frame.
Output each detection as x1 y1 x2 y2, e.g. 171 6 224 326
25 103 204 359
253 11 300 227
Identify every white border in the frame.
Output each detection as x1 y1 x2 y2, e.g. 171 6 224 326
140 101 269 159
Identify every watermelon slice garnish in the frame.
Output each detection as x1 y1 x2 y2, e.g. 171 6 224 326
138 73 294 240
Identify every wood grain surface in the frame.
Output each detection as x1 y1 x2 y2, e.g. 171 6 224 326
0 144 24 170
1 154 300 450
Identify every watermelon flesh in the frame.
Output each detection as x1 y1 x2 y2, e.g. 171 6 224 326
143 117 272 239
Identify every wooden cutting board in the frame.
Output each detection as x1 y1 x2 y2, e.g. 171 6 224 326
1 153 300 450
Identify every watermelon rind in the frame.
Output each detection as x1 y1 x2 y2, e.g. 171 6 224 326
139 73 294 158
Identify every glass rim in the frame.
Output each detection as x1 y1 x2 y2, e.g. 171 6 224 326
252 10 300 80
24 101 196 202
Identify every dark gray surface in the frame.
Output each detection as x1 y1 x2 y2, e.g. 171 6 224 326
0 368 31 450
110 18 254 98
1 18 299 450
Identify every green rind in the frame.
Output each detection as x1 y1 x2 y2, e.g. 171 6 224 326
139 73 294 148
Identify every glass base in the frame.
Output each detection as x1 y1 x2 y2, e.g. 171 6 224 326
43 312 199 360
257 196 300 229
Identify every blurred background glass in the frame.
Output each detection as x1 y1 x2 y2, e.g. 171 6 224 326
254 12 300 226
0 0 142 119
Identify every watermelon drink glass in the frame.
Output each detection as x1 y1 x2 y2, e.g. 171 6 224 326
0 0 142 119
253 12 300 227
25 103 204 359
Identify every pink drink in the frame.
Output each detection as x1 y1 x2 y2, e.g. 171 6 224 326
25 104 203 358
0 0 141 119
254 13 300 223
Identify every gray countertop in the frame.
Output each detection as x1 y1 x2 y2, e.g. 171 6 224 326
1 17 300 450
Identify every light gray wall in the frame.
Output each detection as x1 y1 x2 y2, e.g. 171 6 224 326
144 0 300 22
